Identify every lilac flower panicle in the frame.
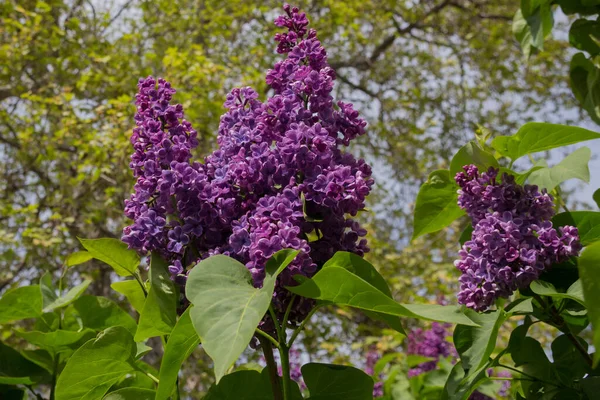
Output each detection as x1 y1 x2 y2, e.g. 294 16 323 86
365 348 384 398
122 5 373 325
406 322 456 377
454 165 581 311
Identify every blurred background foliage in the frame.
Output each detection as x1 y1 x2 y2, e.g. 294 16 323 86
0 0 590 397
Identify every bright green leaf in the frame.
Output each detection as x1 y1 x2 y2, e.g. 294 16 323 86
72 295 137 335
288 267 478 326
135 254 178 342
530 280 586 306
79 238 140 277
156 308 200 400
66 251 93 267
186 250 298 382
412 170 465 240
55 326 138 400
103 388 155 400
302 363 373 400
449 141 499 178
0 285 43 324
577 241 600 367
527 146 591 190
16 329 96 355
491 122 600 161
454 309 506 372
110 280 146 313
43 280 91 313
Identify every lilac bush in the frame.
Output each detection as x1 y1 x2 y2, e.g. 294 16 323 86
406 322 456 377
454 165 581 311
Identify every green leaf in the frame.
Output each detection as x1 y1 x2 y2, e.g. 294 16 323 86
288 266 478 326
135 253 178 342
505 297 534 315
103 388 155 400
72 295 137 335
570 18 600 56
577 241 600 367
406 355 435 368
513 5 553 59
0 341 49 385
551 334 590 384
553 211 600 246
322 252 404 334
66 251 93 267
412 170 465 240
302 363 373 400
594 188 600 208
491 122 600 161
43 280 91 313
204 368 302 400
110 280 146 313
529 280 586 306
40 273 58 309
0 285 43 324
454 309 506 372
570 53 600 125
527 146 591 190
582 376 600 399
186 249 298 382
156 308 200 400
459 225 473 246
55 326 138 400
16 329 96 355
79 237 140 277
21 349 54 373
449 141 499 178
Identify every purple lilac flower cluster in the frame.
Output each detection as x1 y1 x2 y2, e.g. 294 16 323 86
407 324 510 398
406 322 456 377
365 348 384 398
454 165 581 311
122 4 373 324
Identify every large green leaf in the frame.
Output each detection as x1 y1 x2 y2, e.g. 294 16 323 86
21 349 54 373
529 280 586 306
16 329 96 355
412 170 465 240
110 280 146 313
551 334 590 386
553 211 600 246
79 238 140 277
0 285 43 324
72 295 137 335
577 241 600 367
204 368 302 400
454 309 506 372
302 363 373 400
186 250 298 382
527 146 591 190
43 280 92 313
570 18 600 56
103 388 155 400
449 141 499 178
55 327 138 400
322 252 404 334
570 53 600 125
155 308 200 400
135 254 178 342
491 122 600 161
288 266 477 326
0 342 49 385
40 273 58 309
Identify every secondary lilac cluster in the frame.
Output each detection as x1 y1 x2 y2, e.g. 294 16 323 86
365 348 384 398
454 165 581 311
407 324 510 398
406 322 455 377
122 4 373 324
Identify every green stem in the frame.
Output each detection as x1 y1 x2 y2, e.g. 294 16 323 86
555 186 570 213
282 295 296 330
288 305 322 347
497 364 560 387
50 355 59 400
259 337 283 400
256 328 280 348
269 305 285 343
134 271 148 297
279 343 292 400
24 385 44 400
